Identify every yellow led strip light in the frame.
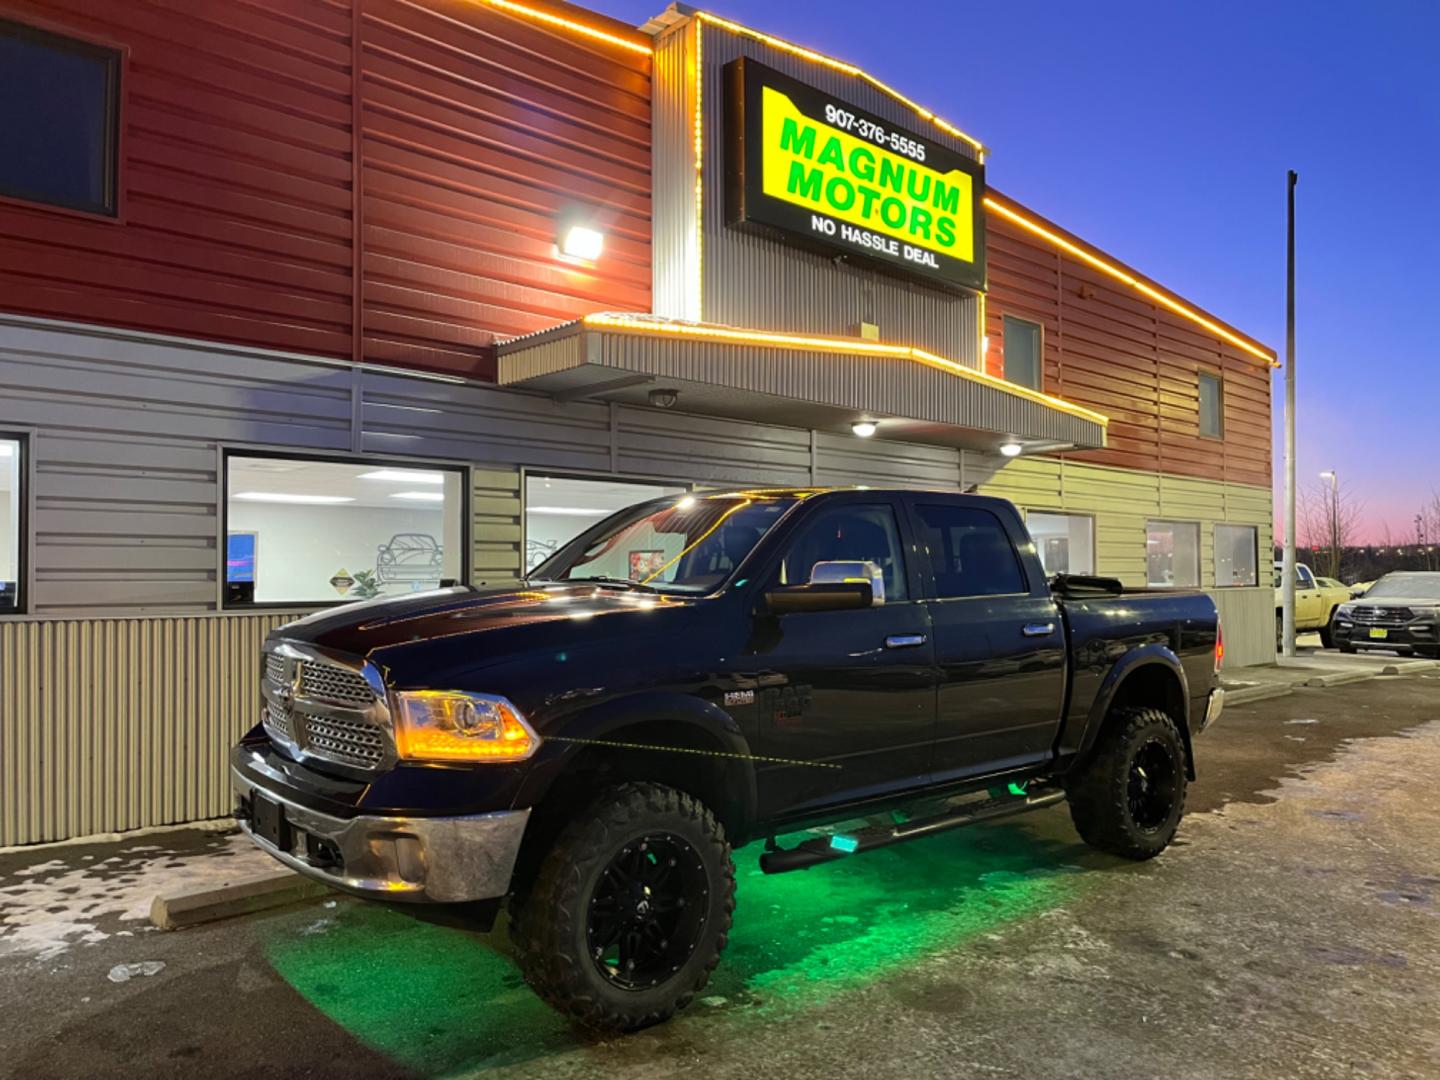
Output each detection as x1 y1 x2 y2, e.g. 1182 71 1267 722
693 17 705 319
694 11 986 159
984 197 1278 367
473 0 651 55
581 313 1109 427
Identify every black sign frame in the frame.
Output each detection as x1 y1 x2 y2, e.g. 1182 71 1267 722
724 57 986 293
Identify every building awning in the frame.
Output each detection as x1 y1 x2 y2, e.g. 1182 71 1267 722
498 313 1107 454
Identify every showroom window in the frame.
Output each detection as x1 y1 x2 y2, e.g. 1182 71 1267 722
1147 520 1201 588
1198 371 1223 438
0 19 121 216
0 435 24 613
1027 511 1095 576
224 455 465 606
1214 523 1258 587
525 474 688 573
1003 315 1042 390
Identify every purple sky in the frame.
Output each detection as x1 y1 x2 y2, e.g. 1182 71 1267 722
601 0 1440 542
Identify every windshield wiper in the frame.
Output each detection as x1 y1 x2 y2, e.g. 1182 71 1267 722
562 576 660 593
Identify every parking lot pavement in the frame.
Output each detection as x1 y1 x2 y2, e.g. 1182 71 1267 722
3 676 1439 1080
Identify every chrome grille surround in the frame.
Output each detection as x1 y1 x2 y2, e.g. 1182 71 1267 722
260 640 394 775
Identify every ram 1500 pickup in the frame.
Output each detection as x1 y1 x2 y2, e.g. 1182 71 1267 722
233 488 1224 1030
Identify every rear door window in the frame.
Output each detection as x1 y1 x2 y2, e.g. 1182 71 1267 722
913 504 1027 598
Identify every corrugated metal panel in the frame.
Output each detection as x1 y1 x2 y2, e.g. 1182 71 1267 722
985 204 1273 488
651 21 701 321
358 0 653 378
0 614 289 847
0 0 356 359
1208 587 1276 669
695 23 980 363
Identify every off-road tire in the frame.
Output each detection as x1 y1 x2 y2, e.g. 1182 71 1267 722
1065 707 1188 860
509 782 735 1032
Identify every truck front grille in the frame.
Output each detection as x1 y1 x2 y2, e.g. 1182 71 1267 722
261 643 392 773
1350 606 1413 625
298 709 388 768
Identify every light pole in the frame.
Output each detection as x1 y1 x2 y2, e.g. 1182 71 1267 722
1320 470 1338 578
1282 171 1298 657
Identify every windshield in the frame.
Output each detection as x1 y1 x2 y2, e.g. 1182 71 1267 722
1364 574 1440 600
529 494 798 594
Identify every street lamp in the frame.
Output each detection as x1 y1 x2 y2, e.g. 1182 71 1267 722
1319 470 1338 579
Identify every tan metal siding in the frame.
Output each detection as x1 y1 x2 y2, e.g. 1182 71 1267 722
0 614 289 847
471 465 522 581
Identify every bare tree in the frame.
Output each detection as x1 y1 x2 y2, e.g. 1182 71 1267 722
1300 478 1364 579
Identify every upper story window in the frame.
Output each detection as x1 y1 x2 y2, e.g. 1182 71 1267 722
0 19 121 216
1198 371 1223 438
0 436 23 613
1003 315 1042 390
224 454 466 607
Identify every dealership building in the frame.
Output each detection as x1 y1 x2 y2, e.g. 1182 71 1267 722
0 0 1275 846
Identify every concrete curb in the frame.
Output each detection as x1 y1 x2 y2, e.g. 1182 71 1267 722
1223 684 1296 707
1381 659 1440 676
1302 669 1381 689
150 869 332 930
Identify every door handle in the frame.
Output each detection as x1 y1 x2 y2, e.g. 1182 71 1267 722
885 634 927 649
1022 623 1056 637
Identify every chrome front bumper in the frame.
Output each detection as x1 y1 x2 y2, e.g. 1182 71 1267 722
231 765 529 904
1199 687 1224 734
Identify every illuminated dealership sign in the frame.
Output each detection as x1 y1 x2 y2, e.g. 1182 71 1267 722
725 57 986 292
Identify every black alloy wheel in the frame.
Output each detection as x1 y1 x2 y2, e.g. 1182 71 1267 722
1126 737 1180 832
510 782 735 1031
1065 706 1188 860
586 832 709 990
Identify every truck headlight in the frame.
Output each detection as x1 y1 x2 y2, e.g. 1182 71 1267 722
391 691 539 763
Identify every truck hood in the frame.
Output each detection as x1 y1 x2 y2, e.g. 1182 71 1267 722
1348 596 1440 609
270 583 697 658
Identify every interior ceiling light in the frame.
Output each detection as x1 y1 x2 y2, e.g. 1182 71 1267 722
527 506 612 516
851 421 878 438
559 224 604 263
999 442 1023 457
359 469 445 485
0 443 13 457
233 492 354 505
389 491 446 502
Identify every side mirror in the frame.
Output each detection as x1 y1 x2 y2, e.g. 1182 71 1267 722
764 560 885 615
765 580 874 615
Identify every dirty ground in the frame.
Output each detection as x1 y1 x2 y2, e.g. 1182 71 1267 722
1 676 1437 1079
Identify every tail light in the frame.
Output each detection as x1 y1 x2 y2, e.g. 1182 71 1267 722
1214 619 1225 673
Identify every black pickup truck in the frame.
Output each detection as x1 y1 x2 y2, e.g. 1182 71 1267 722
233 488 1223 1030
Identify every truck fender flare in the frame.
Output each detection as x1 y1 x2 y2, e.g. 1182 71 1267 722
516 692 759 834
1078 645 1195 776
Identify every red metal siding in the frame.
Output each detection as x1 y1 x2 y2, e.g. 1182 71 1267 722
357 0 651 377
0 0 356 357
0 0 651 377
983 197 1273 488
